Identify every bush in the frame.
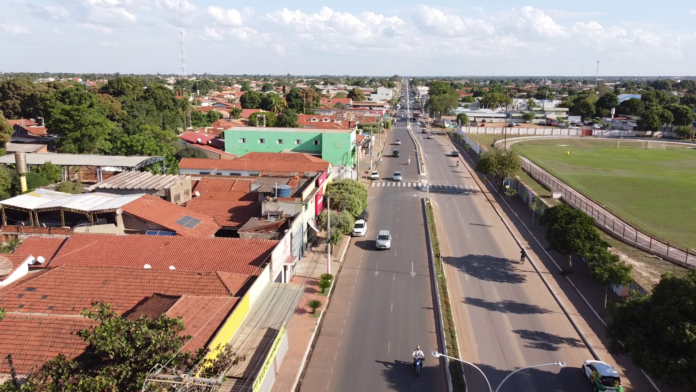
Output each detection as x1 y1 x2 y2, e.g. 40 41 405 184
336 210 355 235
317 279 331 293
55 180 83 194
320 273 334 282
306 299 322 314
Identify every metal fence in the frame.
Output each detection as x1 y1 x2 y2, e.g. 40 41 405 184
461 126 582 136
520 157 696 268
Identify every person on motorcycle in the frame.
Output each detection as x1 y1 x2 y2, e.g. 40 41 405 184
412 345 425 368
520 249 527 264
456 160 460 167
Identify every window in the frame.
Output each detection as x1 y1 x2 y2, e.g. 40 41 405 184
313 140 320 146
295 139 302 145
322 118 330 122
183 189 190 198
310 117 318 122
259 138 266 144
173 194 181 204
200 171 210 175
240 138 246 143
277 139 284 145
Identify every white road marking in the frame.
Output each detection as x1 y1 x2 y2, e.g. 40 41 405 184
388 341 391 354
393 273 396 281
391 302 393 312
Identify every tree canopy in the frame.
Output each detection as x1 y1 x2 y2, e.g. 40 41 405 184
324 179 368 219
540 204 602 271
347 87 366 102
606 270 696 390
474 148 521 189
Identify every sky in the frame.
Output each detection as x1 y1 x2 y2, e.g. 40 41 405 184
1 0 695 76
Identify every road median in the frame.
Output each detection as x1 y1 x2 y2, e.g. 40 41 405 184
423 197 465 392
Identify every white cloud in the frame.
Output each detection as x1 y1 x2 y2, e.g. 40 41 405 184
0 23 29 35
203 26 223 40
101 40 119 47
87 7 137 24
79 23 114 34
498 6 567 39
410 5 494 37
207 6 243 26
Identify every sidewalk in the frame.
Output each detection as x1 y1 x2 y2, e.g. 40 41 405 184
270 236 348 392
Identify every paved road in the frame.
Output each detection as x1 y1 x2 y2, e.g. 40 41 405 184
301 88 446 391
414 127 601 391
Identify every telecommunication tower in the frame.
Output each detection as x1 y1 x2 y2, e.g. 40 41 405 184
178 0 186 78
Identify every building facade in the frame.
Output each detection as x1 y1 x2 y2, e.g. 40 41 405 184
224 127 356 167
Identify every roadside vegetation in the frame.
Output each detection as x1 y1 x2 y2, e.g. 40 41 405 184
317 179 368 245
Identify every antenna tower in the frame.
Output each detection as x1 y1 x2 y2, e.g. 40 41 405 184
178 0 186 78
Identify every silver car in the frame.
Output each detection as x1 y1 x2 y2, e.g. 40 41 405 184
375 230 392 249
393 171 402 181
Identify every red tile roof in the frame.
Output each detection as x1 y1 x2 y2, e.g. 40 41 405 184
168 296 238 352
0 253 30 280
297 114 352 129
188 144 238 159
0 313 92 374
179 131 216 145
48 233 277 275
7 119 36 127
187 199 259 228
0 265 234 315
121 195 220 237
14 237 67 267
241 109 263 119
180 152 330 174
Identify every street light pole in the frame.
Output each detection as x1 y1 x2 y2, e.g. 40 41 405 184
431 351 565 392
326 197 331 275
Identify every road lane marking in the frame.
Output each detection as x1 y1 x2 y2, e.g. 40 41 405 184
388 341 391 354
326 381 330 390
393 273 396 281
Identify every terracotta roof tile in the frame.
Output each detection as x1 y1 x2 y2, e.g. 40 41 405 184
179 132 216 145
180 152 330 174
14 237 67 267
0 265 233 315
167 296 238 352
0 314 92 374
48 233 276 275
187 199 260 228
121 195 220 237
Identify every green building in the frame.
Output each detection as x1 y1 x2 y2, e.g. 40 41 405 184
224 127 357 167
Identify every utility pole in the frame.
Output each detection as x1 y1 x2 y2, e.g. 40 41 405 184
595 60 600 89
326 197 331 275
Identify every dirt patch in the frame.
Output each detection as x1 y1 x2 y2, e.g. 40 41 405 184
608 248 661 288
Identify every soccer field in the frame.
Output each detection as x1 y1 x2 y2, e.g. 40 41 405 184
512 139 696 251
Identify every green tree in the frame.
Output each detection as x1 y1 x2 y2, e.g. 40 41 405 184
174 144 209 160
112 125 178 174
284 88 304 112
617 98 644 116
606 270 696 390
665 104 696 126
324 179 368 218
99 76 145 98
522 112 535 122
298 88 321 110
261 93 287 114
190 111 210 128
0 166 14 199
584 244 633 307
261 83 273 92
638 103 671 131
0 111 13 148
47 105 114 154
320 273 334 282
207 110 222 124
334 92 348 98
347 87 366 101
673 125 695 140
474 148 521 190
32 161 62 183
595 92 619 111
247 111 277 127
527 99 536 109
277 109 299 128
306 299 322 314
55 180 83 194
540 204 602 272
456 113 469 126
570 99 595 121
0 77 46 119
230 107 243 119
317 279 331 294
240 90 263 109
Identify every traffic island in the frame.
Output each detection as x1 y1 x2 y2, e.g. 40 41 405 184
423 198 465 392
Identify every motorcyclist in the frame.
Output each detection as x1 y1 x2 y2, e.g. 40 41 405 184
412 345 425 368
520 249 527 264
456 160 460 167
408 156 411 165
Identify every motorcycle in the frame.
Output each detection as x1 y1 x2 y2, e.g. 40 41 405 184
414 358 423 377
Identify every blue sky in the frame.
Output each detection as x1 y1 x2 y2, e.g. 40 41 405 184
1 0 695 76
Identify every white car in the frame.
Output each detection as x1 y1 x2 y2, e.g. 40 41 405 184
352 219 367 237
375 230 392 249
582 360 623 392
393 171 402 181
395 140 402 145
370 170 379 180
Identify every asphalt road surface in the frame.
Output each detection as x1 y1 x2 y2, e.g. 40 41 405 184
414 126 596 392
301 88 446 391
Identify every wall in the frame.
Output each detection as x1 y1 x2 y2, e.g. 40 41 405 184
270 231 292 283
202 294 249 364
249 261 273 307
0 256 30 287
73 223 124 235
321 130 356 166
121 214 168 234
224 129 323 157
460 126 581 136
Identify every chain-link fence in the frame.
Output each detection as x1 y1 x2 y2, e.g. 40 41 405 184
521 157 696 268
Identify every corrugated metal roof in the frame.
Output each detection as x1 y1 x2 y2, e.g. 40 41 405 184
0 153 163 168
87 171 189 191
1 190 145 212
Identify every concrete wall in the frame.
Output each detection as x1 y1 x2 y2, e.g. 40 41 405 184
322 131 356 166
224 129 323 157
202 294 249 363
73 223 124 235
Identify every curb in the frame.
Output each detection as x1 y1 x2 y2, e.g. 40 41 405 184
406 123 426 175
422 198 453 392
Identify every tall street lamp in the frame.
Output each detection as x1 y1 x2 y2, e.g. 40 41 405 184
431 351 566 392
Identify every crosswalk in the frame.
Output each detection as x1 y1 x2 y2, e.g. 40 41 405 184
371 181 477 191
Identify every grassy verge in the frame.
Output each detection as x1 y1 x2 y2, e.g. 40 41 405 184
426 199 465 392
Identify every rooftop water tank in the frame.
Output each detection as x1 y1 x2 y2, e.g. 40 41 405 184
274 184 292 198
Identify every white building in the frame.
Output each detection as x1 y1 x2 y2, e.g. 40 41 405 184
370 87 396 102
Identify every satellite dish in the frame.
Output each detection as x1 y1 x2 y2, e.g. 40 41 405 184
116 209 123 216
197 138 202 143
194 191 200 197
36 256 45 264
144 264 152 269
169 266 176 270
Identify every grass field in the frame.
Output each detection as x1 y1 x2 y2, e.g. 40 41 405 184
513 139 696 251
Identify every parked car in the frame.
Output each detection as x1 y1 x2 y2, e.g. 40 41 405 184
426 134 433 139
370 170 379 180
352 219 367 237
375 230 392 249
450 150 459 157
393 171 402 181
537 121 546 126
507 123 514 127
582 360 622 392
393 150 400 157
593 124 603 129
395 140 402 145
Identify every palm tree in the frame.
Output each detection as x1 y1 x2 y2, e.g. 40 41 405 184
268 94 287 115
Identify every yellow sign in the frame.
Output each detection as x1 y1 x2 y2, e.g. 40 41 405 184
253 322 287 392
